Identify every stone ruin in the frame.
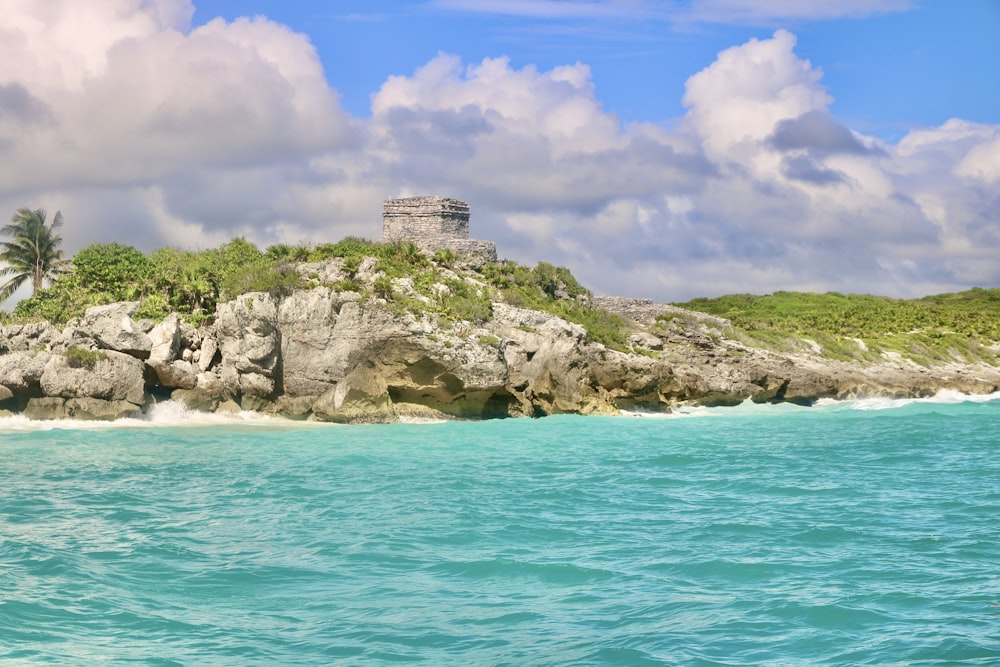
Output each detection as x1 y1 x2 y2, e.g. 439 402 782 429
382 196 497 262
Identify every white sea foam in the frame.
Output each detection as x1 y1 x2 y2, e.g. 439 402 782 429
2 390 997 432
397 415 451 424
620 406 713 419
0 400 311 433
621 389 1000 419
816 389 1000 412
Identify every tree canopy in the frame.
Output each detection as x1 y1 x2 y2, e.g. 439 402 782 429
0 208 67 304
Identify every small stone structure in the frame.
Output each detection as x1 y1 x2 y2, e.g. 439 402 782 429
382 196 497 261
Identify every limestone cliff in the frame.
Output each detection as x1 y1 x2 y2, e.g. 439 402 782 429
1 256 998 421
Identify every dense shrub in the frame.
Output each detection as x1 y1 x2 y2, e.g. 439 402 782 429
476 259 628 350
437 278 492 324
13 243 154 322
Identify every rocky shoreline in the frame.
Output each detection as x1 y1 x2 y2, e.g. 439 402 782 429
2 258 999 423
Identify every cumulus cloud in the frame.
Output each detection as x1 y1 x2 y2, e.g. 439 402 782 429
682 30 831 163
366 27 993 300
0 1 996 305
368 53 710 224
770 111 876 157
0 0 353 252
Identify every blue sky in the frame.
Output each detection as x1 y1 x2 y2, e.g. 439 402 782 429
190 1 1000 137
1 0 998 301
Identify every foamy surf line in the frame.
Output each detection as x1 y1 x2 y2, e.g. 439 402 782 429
0 400 329 432
2 391 998 431
622 390 1000 418
816 389 1000 411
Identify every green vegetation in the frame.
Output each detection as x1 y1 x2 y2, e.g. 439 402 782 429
0 208 67 303
306 237 429 276
433 248 458 267
674 290 1000 364
2 228 631 350
436 278 492 325
63 347 106 370
5 214 993 368
477 260 627 349
12 238 305 325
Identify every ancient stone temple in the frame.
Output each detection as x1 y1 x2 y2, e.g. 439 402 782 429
382 196 497 261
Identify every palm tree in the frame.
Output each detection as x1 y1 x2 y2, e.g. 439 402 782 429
0 208 67 304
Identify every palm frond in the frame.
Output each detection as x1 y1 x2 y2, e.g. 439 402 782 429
0 207 66 303
0 273 28 303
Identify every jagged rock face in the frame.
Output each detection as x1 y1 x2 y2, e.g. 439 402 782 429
22 396 140 421
376 339 515 419
0 351 50 393
39 350 145 405
148 314 182 365
215 293 281 400
279 289 371 397
312 366 394 423
23 397 69 420
77 302 153 359
72 398 142 420
146 314 198 390
1 322 67 353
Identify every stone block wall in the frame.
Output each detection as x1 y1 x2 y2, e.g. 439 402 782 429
383 197 470 241
382 196 497 262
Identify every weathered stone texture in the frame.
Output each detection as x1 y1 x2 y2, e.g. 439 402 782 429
383 196 470 239
382 196 497 261
593 295 730 328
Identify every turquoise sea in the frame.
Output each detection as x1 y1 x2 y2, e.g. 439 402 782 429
2 394 999 665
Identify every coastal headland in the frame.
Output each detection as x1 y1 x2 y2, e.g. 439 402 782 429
1 198 998 422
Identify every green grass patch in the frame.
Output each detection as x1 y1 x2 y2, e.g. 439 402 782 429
64 347 107 370
674 289 1000 365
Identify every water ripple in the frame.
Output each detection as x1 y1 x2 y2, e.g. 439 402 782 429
1 401 999 664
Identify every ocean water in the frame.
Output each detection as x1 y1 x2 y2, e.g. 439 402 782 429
1 395 999 666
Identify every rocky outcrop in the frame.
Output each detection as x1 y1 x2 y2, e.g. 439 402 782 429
2 267 998 422
39 350 145 404
76 302 153 359
215 293 281 407
146 314 197 390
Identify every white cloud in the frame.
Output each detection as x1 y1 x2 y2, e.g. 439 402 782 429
683 29 830 165
368 52 708 215
0 0 194 92
683 0 913 23
373 55 624 155
956 133 1000 183
0 0 358 257
0 3 996 305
